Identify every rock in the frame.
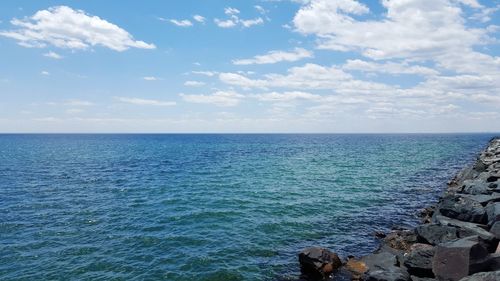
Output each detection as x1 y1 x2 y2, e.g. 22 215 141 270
450 166 476 188
437 195 486 224
382 229 417 252
416 224 458 246
363 251 410 281
432 236 489 281
298 247 342 280
403 243 435 278
487 172 500 183
488 253 500 271
344 257 367 280
458 271 500 281
410 277 435 281
461 193 500 206
490 221 500 240
461 180 490 195
434 215 495 244
485 202 500 226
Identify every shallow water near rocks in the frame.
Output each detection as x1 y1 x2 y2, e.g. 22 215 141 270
0 134 495 280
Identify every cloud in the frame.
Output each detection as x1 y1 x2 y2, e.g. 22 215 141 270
41 70 50 75
169 19 193 27
214 7 264 28
0 6 155 51
192 71 218 77
43 51 62 59
293 0 488 61
193 15 206 23
116 97 176 106
184 80 206 87
143 76 161 81
220 63 392 92
64 99 94 106
181 91 244 107
343 59 439 76
233 47 313 65
253 91 321 102
241 18 264 27
66 108 84 114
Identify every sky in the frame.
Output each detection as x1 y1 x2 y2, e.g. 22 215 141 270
0 0 499 133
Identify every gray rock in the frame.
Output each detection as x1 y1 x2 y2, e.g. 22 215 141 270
490 221 500 240
458 270 500 281
432 236 489 281
488 253 500 271
461 180 490 195
298 247 342 280
415 224 458 245
461 193 500 206
363 251 410 281
485 202 500 226
434 215 495 243
438 195 486 224
403 243 435 278
410 277 435 281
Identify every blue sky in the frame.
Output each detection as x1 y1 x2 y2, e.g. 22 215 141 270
0 0 499 133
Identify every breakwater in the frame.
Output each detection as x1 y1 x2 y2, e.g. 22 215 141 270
299 137 500 281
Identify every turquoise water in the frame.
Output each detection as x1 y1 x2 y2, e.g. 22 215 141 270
0 134 495 280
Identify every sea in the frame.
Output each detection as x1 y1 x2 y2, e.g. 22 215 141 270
0 133 496 280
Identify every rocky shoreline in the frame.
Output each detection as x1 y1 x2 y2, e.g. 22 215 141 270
298 137 500 281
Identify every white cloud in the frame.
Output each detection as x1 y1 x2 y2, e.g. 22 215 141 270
233 47 313 65
241 18 264 27
192 71 218 77
253 91 321 102
64 99 94 106
181 91 244 107
184 80 206 87
143 76 161 81
41 70 50 75
224 7 240 15
43 51 62 59
169 19 193 27
214 7 264 28
116 97 176 106
255 5 268 15
0 6 155 51
293 0 488 61
220 63 392 92
343 59 439 76
193 15 206 23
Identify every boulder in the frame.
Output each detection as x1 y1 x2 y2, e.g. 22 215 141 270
461 180 490 195
298 247 342 280
457 271 500 281
461 193 500 206
432 236 489 281
434 215 495 244
363 251 409 281
416 224 458 246
344 257 368 280
382 229 417 252
410 277 436 281
403 243 435 278
485 202 500 227
490 221 500 240
437 195 486 224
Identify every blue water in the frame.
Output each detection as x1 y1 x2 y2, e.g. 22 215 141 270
0 134 496 280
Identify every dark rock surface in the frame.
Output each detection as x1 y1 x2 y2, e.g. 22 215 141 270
415 224 458 245
432 236 489 281
298 247 342 280
458 271 500 281
403 243 435 278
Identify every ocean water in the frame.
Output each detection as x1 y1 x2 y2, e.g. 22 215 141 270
0 134 495 280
